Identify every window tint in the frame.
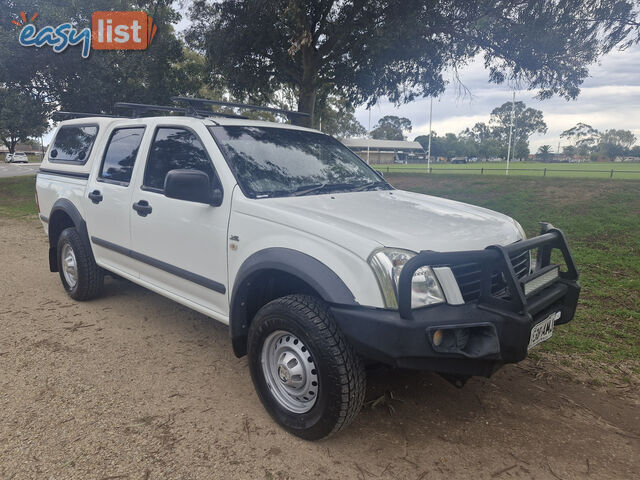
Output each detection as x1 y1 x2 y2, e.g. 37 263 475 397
50 125 98 163
99 127 145 184
144 127 215 191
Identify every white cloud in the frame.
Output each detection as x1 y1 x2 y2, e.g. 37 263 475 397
355 44 640 151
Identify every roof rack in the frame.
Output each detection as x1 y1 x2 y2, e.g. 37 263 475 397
52 97 301 123
114 102 189 118
113 102 248 120
52 111 119 120
172 96 309 120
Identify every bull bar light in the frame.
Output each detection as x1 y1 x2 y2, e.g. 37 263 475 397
368 248 445 309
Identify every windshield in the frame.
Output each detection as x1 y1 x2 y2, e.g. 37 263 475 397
209 126 390 198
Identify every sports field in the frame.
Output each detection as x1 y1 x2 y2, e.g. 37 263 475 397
373 161 640 179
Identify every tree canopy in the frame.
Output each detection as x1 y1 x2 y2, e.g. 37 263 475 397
0 0 195 114
371 116 412 140
188 0 640 125
0 88 47 153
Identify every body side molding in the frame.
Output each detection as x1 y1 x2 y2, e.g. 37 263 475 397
91 236 226 294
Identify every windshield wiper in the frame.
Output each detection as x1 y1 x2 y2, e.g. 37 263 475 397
349 180 388 192
291 183 326 196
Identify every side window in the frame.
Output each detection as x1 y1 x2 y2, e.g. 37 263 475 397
143 127 216 191
50 125 98 164
98 127 145 184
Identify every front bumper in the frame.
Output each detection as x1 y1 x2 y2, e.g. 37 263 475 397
331 224 580 377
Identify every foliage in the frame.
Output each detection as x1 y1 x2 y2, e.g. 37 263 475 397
188 0 640 125
489 101 547 146
0 88 47 152
315 93 367 138
0 0 194 114
561 123 638 159
370 116 411 140
537 144 553 161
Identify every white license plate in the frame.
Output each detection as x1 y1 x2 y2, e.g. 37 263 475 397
528 311 560 350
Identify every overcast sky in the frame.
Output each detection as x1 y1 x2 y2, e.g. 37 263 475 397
353 44 640 151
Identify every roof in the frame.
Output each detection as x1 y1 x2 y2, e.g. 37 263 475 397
340 138 425 150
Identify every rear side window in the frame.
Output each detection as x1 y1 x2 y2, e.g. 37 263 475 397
143 127 216 191
50 125 98 164
98 127 145 184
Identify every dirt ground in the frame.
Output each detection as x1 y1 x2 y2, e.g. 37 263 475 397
1 217 638 480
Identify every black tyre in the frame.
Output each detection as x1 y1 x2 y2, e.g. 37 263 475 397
57 227 104 301
248 294 365 440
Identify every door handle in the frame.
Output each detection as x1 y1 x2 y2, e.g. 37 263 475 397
132 200 152 217
88 190 103 204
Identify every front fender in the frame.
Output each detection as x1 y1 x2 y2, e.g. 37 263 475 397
229 248 358 356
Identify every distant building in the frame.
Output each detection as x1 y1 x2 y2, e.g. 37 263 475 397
340 138 427 164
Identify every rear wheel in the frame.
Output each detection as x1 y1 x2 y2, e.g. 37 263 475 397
248 294 365 440
57 227 104 300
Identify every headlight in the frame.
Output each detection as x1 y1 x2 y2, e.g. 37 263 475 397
368 248 445 309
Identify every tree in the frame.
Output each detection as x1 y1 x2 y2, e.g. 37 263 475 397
0 89 47 153
415 132 446 159
188 0 640 126
489 101 547 151
315 93 367 138
537 145 553 162
563 145 577 157
599 129 637 150
370 116 411 140
560 123 600 155
514 140 530 160
0 1 193 114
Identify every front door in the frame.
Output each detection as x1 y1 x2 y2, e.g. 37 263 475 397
129 124 231 318
85 125 146 277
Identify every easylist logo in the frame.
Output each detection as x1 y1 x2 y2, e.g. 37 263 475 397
15 10 157 58
92 11 157 50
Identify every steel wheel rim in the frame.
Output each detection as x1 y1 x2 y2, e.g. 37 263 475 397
261 330 319 414
61 243 78 289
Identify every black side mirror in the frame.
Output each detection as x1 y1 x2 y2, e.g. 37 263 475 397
164 169 223 206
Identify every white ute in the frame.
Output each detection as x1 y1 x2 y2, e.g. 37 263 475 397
36 100 580 439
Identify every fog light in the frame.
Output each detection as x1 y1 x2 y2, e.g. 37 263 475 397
427 324 501 358
433 329 444 346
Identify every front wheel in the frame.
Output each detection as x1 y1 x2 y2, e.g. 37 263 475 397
248 294 366 440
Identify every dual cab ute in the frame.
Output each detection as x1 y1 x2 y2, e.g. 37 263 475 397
36 100 580 439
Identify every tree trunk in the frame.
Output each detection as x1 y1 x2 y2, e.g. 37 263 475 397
294 45 316 128
295 87 316 127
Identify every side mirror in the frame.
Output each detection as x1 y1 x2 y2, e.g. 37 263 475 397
164 169 223 206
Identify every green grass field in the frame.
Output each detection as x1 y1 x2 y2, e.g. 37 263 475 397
1 174 638 374
0 175 36 218
374 161 640 180
387 173 640 373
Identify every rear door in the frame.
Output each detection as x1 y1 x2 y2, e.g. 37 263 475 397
129 123 231 318
85 125 147 277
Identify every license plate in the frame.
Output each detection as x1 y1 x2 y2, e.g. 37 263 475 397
528 311 560 350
